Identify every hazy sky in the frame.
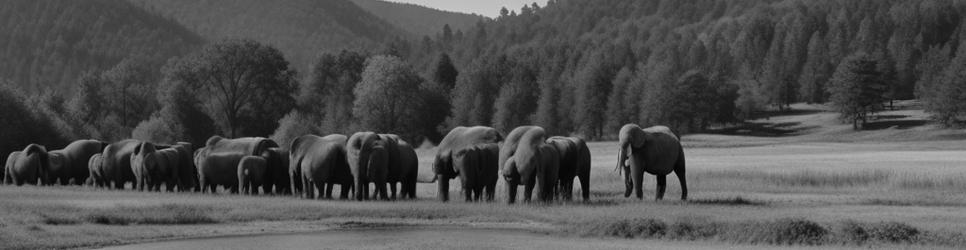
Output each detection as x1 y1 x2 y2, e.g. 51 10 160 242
388 0 546 18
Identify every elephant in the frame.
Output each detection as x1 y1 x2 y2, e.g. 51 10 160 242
173 142 199 192
86 153 104 187
346 132 390 201
6 144 49 186
262 148 290 195
196 136 282 194
4 151 21 185
433 126 503 202
617 124 687 200
197 150 245 194
290 134 353 199
451 143 499 202
46 140 107 185
500 126 559 204
237 156 267 195
547 136 591 201
380 134 419 200
131 142 181 192
96 139 141 189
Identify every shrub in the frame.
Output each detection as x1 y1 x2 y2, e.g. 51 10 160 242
269 111 321 149
869 222 919 243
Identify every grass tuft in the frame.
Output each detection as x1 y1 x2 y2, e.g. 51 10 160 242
688 196 765 206
85 204 217 225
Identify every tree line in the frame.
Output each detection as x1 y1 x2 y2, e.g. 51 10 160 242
4 0 966 159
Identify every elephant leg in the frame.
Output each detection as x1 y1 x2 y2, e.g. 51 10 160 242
407 180 418 199
355 176 366 201
675 164 687 201
325 183 335 199
230 184 239 194
59 178 69 185
303 178 314 199
506 182 517 204
437 175 449 202
377 182 389 200
290 172 301 198
462 185 473 202
579 171 591 201
340 183 351 199
523 182 535 203
473 186 483 201
656 174 667 200
631 164 645 200
485 183 495 202
389 182 397 200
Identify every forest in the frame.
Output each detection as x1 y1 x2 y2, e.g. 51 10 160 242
3 0 966 157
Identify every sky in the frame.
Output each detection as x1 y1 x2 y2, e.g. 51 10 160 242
387 0 546 18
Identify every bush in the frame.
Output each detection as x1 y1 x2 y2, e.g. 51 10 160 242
869 222 919 243
582 218 667 239
270 111 321 149
85 204 217 225
829 220 869 245
132 112 184 145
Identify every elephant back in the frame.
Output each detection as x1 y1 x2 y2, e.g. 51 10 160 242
206 136 279 157
436 126 502 176
62 140 106 180
101 140 141 181
502 126 546 170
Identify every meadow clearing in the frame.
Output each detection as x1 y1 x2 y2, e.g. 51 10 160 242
2 103 966 249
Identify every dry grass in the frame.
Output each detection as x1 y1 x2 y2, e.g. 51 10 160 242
3 109 966 249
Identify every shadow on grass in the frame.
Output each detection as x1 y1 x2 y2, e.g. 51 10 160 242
862 120 929 130
688 196 766 206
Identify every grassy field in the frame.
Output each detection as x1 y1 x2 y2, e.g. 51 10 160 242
2 103 966 249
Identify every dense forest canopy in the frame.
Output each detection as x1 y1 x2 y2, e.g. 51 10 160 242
3 0 966 157
0 0 202 93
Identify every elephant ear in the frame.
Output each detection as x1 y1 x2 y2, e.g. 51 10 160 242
619 124 646 148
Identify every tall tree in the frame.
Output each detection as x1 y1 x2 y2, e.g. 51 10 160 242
165 39 297 138
799 32 832 103
827 53 888 130
353 55 427 141
299 50 367 133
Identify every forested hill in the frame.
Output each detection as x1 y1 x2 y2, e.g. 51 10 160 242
0 0 202 93
409 0 966 138
129 0 404 70
350 0 485 37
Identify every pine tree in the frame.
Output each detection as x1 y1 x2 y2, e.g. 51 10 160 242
799 32 832 103
827 53 888 130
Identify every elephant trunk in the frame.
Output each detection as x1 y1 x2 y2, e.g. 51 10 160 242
618 142 632 198
437 174 449 202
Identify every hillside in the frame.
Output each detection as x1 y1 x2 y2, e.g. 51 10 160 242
0 0 203 93
405 0 966 138
350 0 485 37
129 0 404 70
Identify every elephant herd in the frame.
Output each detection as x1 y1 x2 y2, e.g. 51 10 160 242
2 124 689 203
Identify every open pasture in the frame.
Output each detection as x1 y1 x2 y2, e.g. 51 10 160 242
3 135 966 249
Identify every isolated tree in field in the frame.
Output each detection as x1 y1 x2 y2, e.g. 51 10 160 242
165 39 297 138
827 53 888 130
353 55 426 141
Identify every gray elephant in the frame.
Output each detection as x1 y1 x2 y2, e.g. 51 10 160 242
617 124 687 200
433 126 503 202
547 136 591 201
238 156 266 195
173 142 199 192
5 144 49 185
262 148 290 195
380 134 419 200
291 134 352 199
46 139 107 185
86 153 104 187
197 150 244 193
4 151 21 185
451 143 499 201
197 136 281 194
96 139 141 189
500 126 559 204
346 132 389 201
131 142 181 192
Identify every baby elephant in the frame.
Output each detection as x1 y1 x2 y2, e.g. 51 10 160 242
238 156 267 195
